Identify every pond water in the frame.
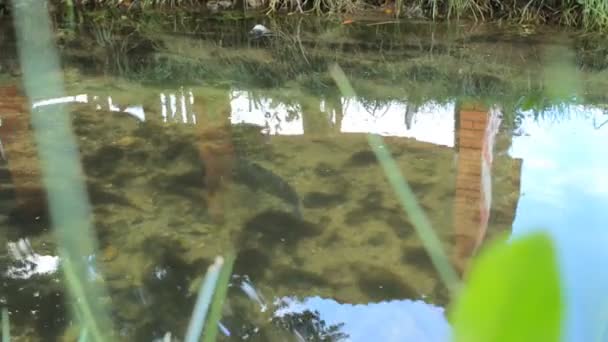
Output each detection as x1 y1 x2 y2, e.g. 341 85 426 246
1 12 608 342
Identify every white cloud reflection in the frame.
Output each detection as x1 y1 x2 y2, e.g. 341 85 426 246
5 239 59 279
274 296 451 342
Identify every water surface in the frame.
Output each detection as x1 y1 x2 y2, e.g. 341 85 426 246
0 14 607 341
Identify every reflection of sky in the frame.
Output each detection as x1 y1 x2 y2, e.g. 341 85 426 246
510 106 608 342
31 90 455 147
5 239 59 279
230 90 305 135
341 100 455 147
230 90 455 146
274 296 451 342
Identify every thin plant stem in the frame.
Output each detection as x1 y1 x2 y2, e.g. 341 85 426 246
202 254 236 342
10 0 114 339
61 254 106 342
185 256 225 342
2 308 9 342
78 327 89 342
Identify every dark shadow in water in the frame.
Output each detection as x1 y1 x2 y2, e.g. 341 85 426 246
354 265 418 301
0 268 66 340
234 247 272 281
133 236 209 341
402 245 436 276
238 210 321 248
274 267 332 290
303 191 346 209
6 202 50 238
345 150 378 167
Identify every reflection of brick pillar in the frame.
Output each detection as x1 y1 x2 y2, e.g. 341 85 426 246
192 89 234 223
0 85 46 213
452 103 489 275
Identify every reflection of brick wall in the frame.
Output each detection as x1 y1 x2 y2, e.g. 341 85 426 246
0 85 46 211
452 106 488 274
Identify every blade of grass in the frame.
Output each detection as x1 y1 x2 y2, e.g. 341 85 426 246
185 256 225 342
78 327 89 342
61 252 105 342
329 63 461 295
202 253 235 342
2 307 9 342
10 1 113 340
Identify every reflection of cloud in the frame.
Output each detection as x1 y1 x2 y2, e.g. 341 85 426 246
274 296 450 342
5 239 59 279
510 105 608 342
511 106 608 205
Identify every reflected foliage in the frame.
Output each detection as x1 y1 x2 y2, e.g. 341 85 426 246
272 308 349 342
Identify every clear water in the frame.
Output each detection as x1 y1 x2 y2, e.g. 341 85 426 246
0 13 607 341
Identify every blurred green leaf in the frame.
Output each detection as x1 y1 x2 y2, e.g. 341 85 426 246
518 92 544 112
450 232 563 342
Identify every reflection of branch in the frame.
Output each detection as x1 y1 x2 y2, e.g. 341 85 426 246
594 117 608 129
362 100 390 118
405 104 418 129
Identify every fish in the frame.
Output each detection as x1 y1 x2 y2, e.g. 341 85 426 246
232 157 302 218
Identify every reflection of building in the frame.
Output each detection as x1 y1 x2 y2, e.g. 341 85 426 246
6 87 525 293
451 102 522 275
0 85 45 215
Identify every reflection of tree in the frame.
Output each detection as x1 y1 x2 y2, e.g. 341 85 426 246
360 98 390 119
272 308 349 342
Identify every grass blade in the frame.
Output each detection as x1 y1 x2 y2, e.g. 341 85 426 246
185 256 224 342
2 307 9 342
10 1 114 339
202 254 235 342
78 327 89 342
61 254 105 342
329 63 461 295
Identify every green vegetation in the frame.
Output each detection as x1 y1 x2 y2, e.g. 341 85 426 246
0 0 604 31
450 233 562 342
1 307 9 342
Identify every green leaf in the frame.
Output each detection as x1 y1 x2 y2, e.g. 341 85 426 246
202 253 235 342
450 232 563 342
